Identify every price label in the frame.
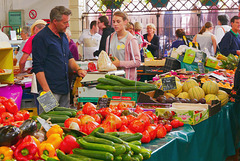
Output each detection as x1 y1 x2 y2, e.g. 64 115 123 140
37 91 59 113
161 77 177 91
97 97 111 109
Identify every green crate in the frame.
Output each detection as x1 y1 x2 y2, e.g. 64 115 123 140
78 97 99 103
107 91 139 102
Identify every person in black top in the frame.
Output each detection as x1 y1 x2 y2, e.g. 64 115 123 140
93 16 114 57
143 23 160 58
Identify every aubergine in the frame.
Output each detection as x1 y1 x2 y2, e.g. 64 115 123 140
0 125 21 146
19 119 37 138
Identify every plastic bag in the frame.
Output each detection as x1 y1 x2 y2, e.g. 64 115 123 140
97 50 117 71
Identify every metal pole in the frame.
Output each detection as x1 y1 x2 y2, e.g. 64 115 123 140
156 13 160 35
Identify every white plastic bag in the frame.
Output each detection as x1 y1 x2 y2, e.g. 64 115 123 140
97 50 117 71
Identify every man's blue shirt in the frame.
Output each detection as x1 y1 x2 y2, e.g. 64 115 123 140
32 24 73 94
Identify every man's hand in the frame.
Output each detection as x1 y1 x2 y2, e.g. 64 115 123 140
77 69 87 77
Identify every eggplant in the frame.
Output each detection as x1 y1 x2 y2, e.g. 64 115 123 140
0 125 21 146
19 119 37 138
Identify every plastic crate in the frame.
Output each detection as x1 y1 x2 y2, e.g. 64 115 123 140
21 107 38 117
78 97 99 103
21 99 36 108
163 57 181 72
107 91 139 102
22 89 34 99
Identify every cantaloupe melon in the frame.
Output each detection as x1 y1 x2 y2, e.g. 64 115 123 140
182 79 199 92
202 81 219 95
177 92 190 99
164 92 175 99
205 94 219 104
168 81 183 96
217 90 229 106
188 86 205 101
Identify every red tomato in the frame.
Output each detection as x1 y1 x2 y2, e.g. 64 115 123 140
0 117 2 124
117 102 128 110
128 119 145 133
76 110 83 115
99 121 116 133
88 62 97 72
119 125 133 133
97 108 112 118
135 106 144 114
0 103 6 114
0 96 7 104
126 115 136 123
141 130 151 143
145 124 157 140
3 99 18 114
179 121 184 127
64 118 81 128
14 112 24 121
137 113 151 127
81 121 99 135
10 121 23 127
164 124 172 132
82 102 96 115
80 115 95 125
120 116 128 126
144 111 158 121
103 113 122 130
1 112 14 123
170 119 180 128
18 110 30 120
156 125 167 138
111 109 122 117
91 114 101 124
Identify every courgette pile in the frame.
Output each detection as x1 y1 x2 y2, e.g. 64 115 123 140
57 127 152 161
96 75 157 92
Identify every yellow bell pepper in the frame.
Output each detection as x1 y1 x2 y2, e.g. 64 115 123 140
46 124 63 138
0 146 13 161
46 134 63 149
39 142 55 157
31 136 41 148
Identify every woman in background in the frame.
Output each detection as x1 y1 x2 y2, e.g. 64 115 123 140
126 22 143 50
171 28 188 48
214 15 231 44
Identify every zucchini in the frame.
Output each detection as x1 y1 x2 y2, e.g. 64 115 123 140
72 148 114 161
77 137 116 153
98 78 125 86
39 114 69 123
113 143 126 156
123 142 131 153
47 111 74 117
95 132 124 144
112 86 157 92
105 74 111 78
57 149 85 161
54 107 77 112
121 152 131 161
132 153 143 161
131 157 140 161
89 127 104 136
129 140 142 146
83 136 114 146
67 154 92 161
119 133 143 142
140 147 152 160
114 155 122 161
125 143 141 154
96 84 114 91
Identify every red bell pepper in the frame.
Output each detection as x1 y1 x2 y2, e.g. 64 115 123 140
59 135 79 154
3 99 18 114
14 112 24 121
1 112 14 123
18 110 30 120
14 135 38 161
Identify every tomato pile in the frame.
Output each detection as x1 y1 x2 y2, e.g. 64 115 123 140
0 96 30 127
64 102 184 143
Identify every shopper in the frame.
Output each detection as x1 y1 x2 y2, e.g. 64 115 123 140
171 29 188 48
32 6 87 114
218 16 240 56
93 16 114 57
192 21 217 56
19 19 47 73
0 28 9 42
106 11 141 80
66 28 79 60
143 23 160 58
126 22 142 49
15 26 31 65
77 20 101 59
134 22 144 43
214 15 231 44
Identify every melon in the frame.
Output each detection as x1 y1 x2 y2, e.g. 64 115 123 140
164 92 175 99
188 86 205 101
205 94 219 104
177 92 190 99
168 81 183 96
217 90 229 106
182 79 199 92
202 81 219 95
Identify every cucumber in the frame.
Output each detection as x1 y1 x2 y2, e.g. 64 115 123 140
140 147 152 160
129 140 142 146
39 114 69 123
113 143 126 156
119 133 143 142
112 86 157 92
89 127 104 136
96 84 114 91
121 152 131 161
83 136 114 146
130 157 140 161
109 75 156 87
77 137 116 153
114 155 122 161
54 107 77 112
132 153 143 161
47 111 74 117
105 132 120 137
57 149 85 161
123 142 131 153
95 132 124 144
72 148 114 161
105 74 111 78
125 143 141 154
67 154 92 161
98 78 125 86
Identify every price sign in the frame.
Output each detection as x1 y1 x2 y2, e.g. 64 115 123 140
97 97 111 109
37 91 59 113
161 77 177 91
198 62 205 73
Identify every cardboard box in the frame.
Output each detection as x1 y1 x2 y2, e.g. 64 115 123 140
144 58 166 66
110 100 136 107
